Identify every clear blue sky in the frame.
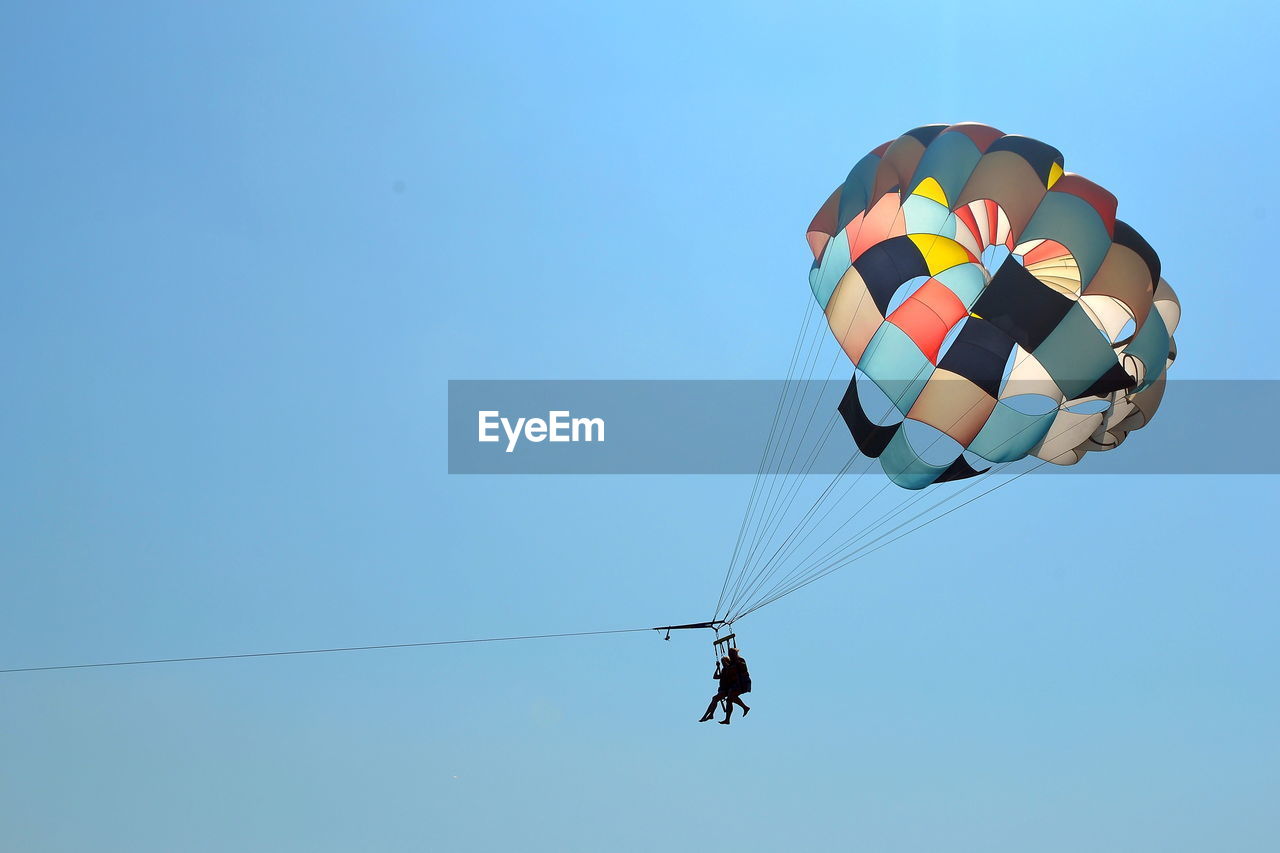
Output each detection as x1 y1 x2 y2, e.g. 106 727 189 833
2 2 1277 851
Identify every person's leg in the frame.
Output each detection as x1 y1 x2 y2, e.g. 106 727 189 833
719 700 734 724
700 694 721 721
731 694 750 715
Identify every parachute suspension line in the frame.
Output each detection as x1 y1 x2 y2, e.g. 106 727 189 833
718 305 834 620
733 484 993 621
796 484 930 571
740 469 1004 619
730 473 975 621
720 446 871 620
716 295 824 614
715 296 824 618
724 474 897 620
729 310 836 582
728 481 937 622
721 267 1056 622
733 449 1022 620
723 426 871 619
725 410 844 601
721 279 885 617
723 370 937 619
734 460 1049 621
719 299 827 603
720 348 938 620
725 349 923 608
734 294 877 575
721 348 1049 622
733 399 1064 621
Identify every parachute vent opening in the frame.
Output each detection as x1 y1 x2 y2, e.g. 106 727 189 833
1064 398 1112 415
901 419 964 467
981 244 1017 273
1003 393 1060 416
885 275 932 316
855 369 906 426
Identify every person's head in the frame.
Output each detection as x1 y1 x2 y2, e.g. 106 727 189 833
728 648 741 659
721 656 732 666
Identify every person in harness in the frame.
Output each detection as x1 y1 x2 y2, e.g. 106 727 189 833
723 647 751 721
698 648 751 724
699 656 736 723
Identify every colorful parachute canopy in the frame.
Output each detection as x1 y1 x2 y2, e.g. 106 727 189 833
808 123 1180 489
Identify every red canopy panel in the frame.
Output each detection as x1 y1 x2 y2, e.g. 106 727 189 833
885 277 969 363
